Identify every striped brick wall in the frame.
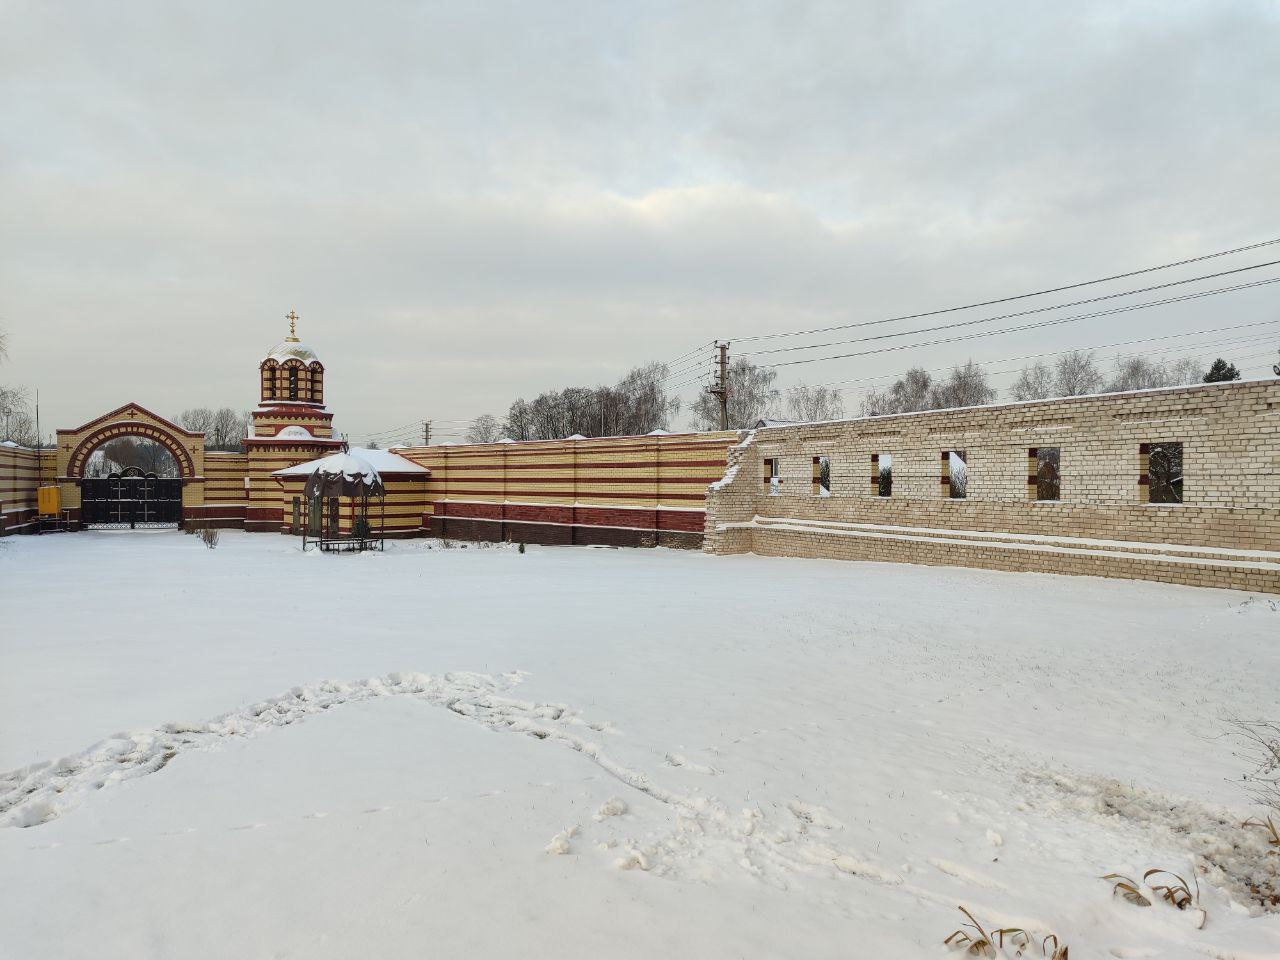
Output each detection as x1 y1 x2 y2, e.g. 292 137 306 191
395 431 739 548
203 452 250 527
0 445 55 535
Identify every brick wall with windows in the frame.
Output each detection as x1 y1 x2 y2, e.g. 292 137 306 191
704 380 1280 593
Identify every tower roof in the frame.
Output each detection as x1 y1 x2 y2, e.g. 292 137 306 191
265 309 321 364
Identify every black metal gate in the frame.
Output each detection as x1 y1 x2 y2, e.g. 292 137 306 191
81 467 183 528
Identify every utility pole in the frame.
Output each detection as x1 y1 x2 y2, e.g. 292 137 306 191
422 420 432 446
707 341 730 430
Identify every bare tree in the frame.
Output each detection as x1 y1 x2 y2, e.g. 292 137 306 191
1106 356 1203 393
497 362 682 441
501 399 534 441
691 357 779 430
929 361 996 409
1053 351 1104 396
862 367 935 416
1 385 33 444
1165 356 1206 386
1011 362 1055 401
466 414 502 444
178 407 250 451
178 407 215 434
1107 357 1168 392
614 362 681 435
95 438 180 478
785 384 845 422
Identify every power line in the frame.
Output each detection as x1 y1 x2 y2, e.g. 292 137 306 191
834 341 1280 403
734 235 1280 343
761 276 1280 370
740 259 1280 359
657 339 715 371
806 318 1280 390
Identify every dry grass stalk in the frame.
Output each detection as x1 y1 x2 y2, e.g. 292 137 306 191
1102 869 1206 928
1102 873 1151 907
1243 815 1280 852
944 906 1068 958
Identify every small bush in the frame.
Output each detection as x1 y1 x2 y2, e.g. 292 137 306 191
201 527 219 549
1227 718 1280 815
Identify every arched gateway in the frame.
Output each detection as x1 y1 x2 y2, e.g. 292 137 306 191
55 403 206 528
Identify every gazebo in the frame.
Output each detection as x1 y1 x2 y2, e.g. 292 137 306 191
299 451 386 552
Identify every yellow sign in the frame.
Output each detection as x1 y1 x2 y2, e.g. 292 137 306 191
37 486 60 516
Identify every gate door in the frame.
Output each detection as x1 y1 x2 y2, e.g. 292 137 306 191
81 466 182 528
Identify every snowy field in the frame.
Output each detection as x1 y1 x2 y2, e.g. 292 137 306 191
2 531 1278 959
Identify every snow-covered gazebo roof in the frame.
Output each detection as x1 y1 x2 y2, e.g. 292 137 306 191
273 447 429 480
273 447 428 498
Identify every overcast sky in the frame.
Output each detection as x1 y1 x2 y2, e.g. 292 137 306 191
2 1 1277 442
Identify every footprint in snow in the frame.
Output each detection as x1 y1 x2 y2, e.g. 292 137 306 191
665 754 717 775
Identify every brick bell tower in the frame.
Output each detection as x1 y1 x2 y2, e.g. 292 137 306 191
243 310 343 531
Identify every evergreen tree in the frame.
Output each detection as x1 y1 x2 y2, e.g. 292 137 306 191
1203 358 1241 383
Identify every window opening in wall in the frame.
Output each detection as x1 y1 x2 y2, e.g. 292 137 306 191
764 457 781 495
873 453 892 497
1145 442 1183 504
943 450 967 499
1031 447 1060 501
813 456 831 497
288 367 299 401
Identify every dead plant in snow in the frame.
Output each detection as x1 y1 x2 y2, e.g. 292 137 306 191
1102 869 1206 928
200 526 219 549
943 906 1069 958
1243 815 1280 853
1226 718 1280 815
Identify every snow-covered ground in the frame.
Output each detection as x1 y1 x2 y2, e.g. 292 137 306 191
1 530 1278 959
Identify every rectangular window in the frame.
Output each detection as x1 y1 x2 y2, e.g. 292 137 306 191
764 457 781 495
873 453 893 497
288 367 299 400
1144 442 1183 504
943 450 967 499
812 456 831 497
1030 447 1060 501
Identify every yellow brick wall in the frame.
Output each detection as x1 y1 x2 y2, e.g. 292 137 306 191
705 381 1280 593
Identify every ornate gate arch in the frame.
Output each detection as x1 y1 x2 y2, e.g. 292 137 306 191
55 403 206 529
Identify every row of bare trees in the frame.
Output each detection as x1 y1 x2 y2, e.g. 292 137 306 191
485 363 682 441
175 407 252 451
860 351 1243 417
474 359 850 440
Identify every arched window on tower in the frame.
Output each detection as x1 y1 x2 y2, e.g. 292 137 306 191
288 365 299 400
309 362 324 403
262 360 278 401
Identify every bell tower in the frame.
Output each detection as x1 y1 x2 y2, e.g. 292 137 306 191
242 310 344 530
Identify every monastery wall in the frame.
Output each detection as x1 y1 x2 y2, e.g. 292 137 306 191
0 444 54 535
396 431 739 548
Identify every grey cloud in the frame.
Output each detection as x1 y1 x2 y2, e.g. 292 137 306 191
2 1 1277 438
